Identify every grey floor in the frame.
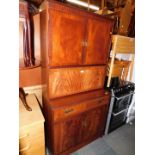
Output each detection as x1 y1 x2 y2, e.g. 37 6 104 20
46 121 135 155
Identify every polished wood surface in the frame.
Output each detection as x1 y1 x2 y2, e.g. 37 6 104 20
40 0 113 67
50 89 105 107
52 104 108 155
19 7 41 87
19 19 24 59
49 92 111 155
52 134 102 155
39 1 113 155
48 9 85 66
53 103 85 123
19 94 45 155
33 14 41 60
40 10 48 67
53 114 83 154
52 97 109 123
84 18 112 65
81 105 107 141
19 66 41 87
48 66 106 98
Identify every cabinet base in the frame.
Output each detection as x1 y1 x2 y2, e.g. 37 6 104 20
47 133 103 155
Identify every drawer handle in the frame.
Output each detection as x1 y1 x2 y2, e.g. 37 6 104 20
19 145 30 152
19 133 29 139
64 109 74 114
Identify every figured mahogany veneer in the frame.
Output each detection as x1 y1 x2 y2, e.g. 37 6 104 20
85 18 112 64
39 1 113 155
40 0 113 67
52 100 109 155
46 92 111 155
48 10 85 66
48 66 106 98
52 96 109 123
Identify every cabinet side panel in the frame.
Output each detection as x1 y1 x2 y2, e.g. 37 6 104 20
40 10 48 68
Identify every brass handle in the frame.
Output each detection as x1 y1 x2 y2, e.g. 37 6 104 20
81 41 88 47
64 109 74 114
81 41 85 46
84 41 88 46
81 40 88 46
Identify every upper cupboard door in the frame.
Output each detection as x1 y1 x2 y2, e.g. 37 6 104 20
48 10 86 67
84 19 113 65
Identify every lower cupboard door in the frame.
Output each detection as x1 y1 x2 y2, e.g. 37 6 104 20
81 105 107 141
48 66 106 98
53 115 83 154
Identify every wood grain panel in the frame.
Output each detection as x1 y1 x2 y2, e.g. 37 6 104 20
50 89 105 107
40 10 48 67
33 14 41 60
84 19 112 65
81 106 107 141
53 115 83 154
19 19 24 59
53 103 85 122
52 103 109 155
52 96 110 123
112 35 135 54
39 1 113 155
48 66 106 98
19 66 41 87
48 10 86 66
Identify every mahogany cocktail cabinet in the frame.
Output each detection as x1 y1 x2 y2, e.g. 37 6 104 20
40 1 113 154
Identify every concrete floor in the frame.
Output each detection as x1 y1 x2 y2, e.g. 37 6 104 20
46 121 135 155
71 121 135 155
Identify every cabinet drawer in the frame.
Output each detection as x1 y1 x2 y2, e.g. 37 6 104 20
19 132 30 154
19 123 45 155
85 97 106 109
52 94 110 122
48 66 106 98
53 103 85 122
